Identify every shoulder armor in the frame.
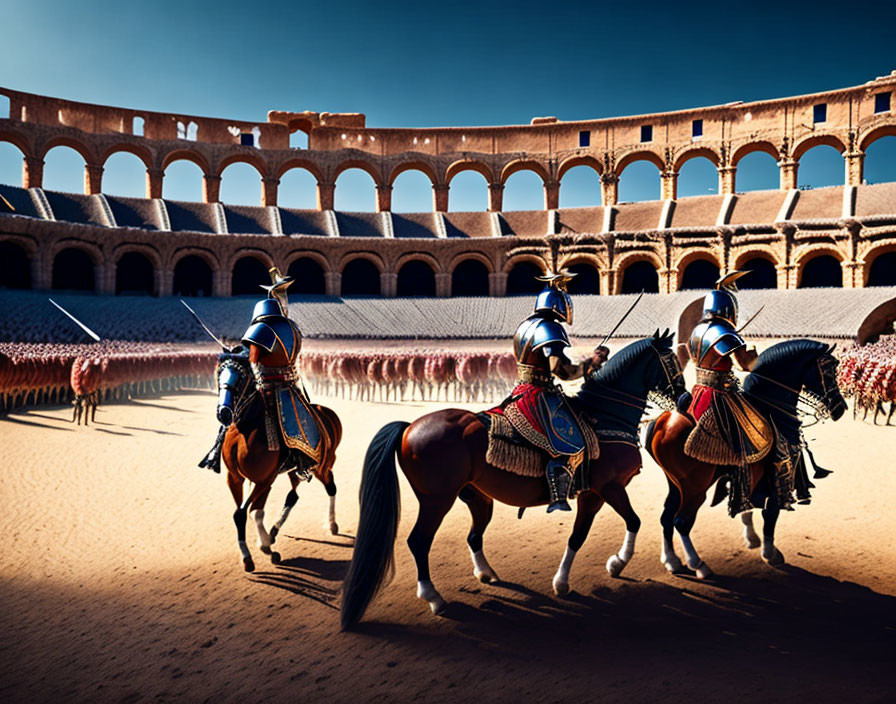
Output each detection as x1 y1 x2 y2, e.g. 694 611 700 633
689 320 744 365
514 315 568 363
531 318 570 351
242 322 277 353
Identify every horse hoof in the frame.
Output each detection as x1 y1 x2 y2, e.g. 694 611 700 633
329 522 339 536
552 579 570 597
763 548 785 566
606 554 626 578
269 527 279 542
474 568 498 584
259 544 272 555
430 598 448 616
270 551 281 565
744 535 761 549
694 561 713 580
243 557 255 573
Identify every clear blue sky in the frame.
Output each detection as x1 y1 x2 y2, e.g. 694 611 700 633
1 0 895 209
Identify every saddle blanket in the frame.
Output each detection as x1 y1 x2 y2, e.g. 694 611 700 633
274 385 323 463
684 386 773 466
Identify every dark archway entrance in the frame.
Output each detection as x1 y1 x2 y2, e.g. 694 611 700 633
287 257 326 294
232 256 270 295
52 248 95 291
397 260 436 297
506 261 543 295
739 257 778 289
566 262 600 294
799 256 842 288
173 255 213 297
451 259 490 296
867 252 896 287
0 242 31 289
620 261 659 293
116 252 154 295
341 259 380 295
680 259 720 290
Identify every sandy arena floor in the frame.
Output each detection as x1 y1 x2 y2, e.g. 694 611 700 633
1 390 895 703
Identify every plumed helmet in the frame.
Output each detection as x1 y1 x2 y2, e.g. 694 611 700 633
701 271 748 326
534 270 575 324
250 298 283 323
259 266 293 317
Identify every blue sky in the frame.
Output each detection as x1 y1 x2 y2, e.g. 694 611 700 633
1 0 894 209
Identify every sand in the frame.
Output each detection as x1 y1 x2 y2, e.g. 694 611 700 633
1 389 895 703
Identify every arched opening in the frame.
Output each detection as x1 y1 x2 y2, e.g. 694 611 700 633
449 170 488 211
506 261 544 295
43 145 86 194
0 242 31 289
867 251 896 287
163 159 204 202
799 255 842 288
392 169 433 213
677 157 718 198
566 262 600 294
797 145 844 189
290 129 309 149
559 165 602 208
739 257 778 289
864 136 896 184
736 151 780 192
220 162 262 206
232 256 270 296
451 259 490 296
132 117 144 136
115 251 154 295
503 170 544 211
52 247 95 291
0 141 24 187
173 255 213 297
103 151 146 198
680 258 720 290
341 258 380 295
618 160 661 202
397 260 436 297
335 168 376 212
287 257 326 294
279 167 317 209
620 260 659 293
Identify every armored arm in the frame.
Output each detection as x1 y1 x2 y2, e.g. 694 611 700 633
547 347 586 380
733 345 759 371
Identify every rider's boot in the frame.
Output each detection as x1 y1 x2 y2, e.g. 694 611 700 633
545 458 572 513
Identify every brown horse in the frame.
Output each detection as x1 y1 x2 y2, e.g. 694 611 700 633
218 354 343 572
645 340 846 578
341 332 685 629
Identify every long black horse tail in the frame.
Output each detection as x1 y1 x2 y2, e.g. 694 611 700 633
340 420 409 631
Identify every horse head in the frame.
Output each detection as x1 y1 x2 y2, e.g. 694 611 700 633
215 347 253 426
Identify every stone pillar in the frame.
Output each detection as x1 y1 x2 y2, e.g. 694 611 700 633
203 174 221 203
842 261 861 288
324 271 342 296
262 177 279 207
779 159 798 190
435 272 451 297
488 271 507 297
375 184 392 213
380 272 397 298
718 166 737 195
598 268 612 296
488 183 504 212
433 183 449 212
661 170 678 201
603 267 619 295
317 181 335 211
213 269 230 297
85 164 104 195
845 151 864 187
157 268 174 297
600 173 618 206
659 267 676 294
146 168 164 199
544 180 560 210
23 156 44 189
32 255 50 290
96 262 114 294
776 264 795 290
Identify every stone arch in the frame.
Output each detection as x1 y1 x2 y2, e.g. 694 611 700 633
217 153 269 179
677 251 721 290
394 251 443 274
673 147 721 172
451 256 491 296
231 251 275 296
733 248 781 290
338 251 385 274
332 159 383 184
792 134 847 161
388 161 438 186
173 253 214 297
276 158 324 183
796 248 844 288
38 136 95 163
559 254 605 295
170 246 221 272
0 239 32 289
864 243 896 287
42 142 89 193
615 252 662 294
0 137 27 188
446 160 494 185
500 159 550 185
859 125 896 152
731 141 779 167
557 155 603 181
615 150 665 177
51 243 100 291
505 255 547 295
340 255 382 295
115 250 156 295
287 255 327 294
100 143 153 170
396 258 436 297
0 129 33 160
160 148 211 174
112 243 163 271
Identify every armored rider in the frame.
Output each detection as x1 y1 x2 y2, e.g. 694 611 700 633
511 272 592 513
685 271 774 514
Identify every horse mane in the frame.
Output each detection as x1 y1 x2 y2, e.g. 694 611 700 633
590 338 654 385
752 338 831 374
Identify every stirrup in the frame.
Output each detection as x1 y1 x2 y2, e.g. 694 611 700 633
546 461 572 513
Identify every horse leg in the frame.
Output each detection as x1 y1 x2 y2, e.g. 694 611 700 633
673 485 713 579
407 496 456 615
249 484 280 564
227 472 256 572
601 481 641 578
324 475 338 535
660 478 686 573
553 491 604 596
457 486 499 584
760 501 785 566
740 511 761 549
269 472 299 543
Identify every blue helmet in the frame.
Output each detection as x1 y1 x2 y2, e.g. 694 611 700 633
701 270 748 326
250 297 283 323
535 285 573 324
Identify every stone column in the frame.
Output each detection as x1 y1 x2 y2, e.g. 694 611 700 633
776 264 795 290
203 174 221 203
488 271 507 297
845 151 865 187
213 269 230 297
96 262 115 294
32 254 51 290
433 183 449 212
146 168 164 199
544 180 560 210
842 261 861 288
380 272 397 298
718 166 737 195
262 177 279 207
85 164 104 195
23 156 44 189
600 173 618 206
598 268 613 296
324 271 342 296
435 272 451 297
488 183 504 212
779 159 798 190
659 267 676 294
375 184 393 213
157 268 174 297
661 170 678 201
317 181 335 211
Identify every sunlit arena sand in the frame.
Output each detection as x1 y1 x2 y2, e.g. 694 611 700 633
1 379 895 703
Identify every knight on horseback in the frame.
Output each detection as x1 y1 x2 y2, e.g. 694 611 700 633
507 271 593 513
685 271 774 513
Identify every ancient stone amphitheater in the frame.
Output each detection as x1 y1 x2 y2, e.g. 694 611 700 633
1 77 895 342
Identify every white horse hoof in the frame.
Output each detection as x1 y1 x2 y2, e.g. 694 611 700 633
429 597 447 615
663 556 684 573
693 561 714 579
474 567 499 584
552 578 570 596
606 554 626 578
744 534 761 549
762 548 785 566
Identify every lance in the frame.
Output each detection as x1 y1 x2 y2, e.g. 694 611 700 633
598 290 645 347
180 300 227 349
737 305 764 334
48 298 101 342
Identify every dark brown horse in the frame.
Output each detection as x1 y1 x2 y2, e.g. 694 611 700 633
645 340 846 578
218 355 342 572
341 332 685 629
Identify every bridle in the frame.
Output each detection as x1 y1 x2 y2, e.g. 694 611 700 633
747 354 841 425
648 344 685 411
